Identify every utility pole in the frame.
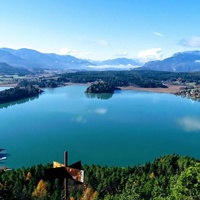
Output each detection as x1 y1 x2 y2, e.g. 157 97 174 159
45 151 84 200
64 151 68 200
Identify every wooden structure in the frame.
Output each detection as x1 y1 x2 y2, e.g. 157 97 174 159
45 151 84 200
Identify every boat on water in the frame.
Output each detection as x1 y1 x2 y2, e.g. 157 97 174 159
0 149 11 171
0 157 6 161
0 166 12 171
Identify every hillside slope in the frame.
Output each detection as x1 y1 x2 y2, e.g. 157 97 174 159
143 51 200 72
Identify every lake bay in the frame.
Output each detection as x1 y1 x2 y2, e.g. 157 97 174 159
1 85 200 169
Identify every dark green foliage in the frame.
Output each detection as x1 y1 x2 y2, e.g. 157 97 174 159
60 70 200 88
0 84 43 104
18 79 59 88
0 155 200 199
83 155 200 200
85 80 117 93
0 164 60 200
60 70 168 88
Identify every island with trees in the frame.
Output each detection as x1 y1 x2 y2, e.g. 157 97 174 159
0 84 43 104
85 80 119 94
1 69 200 101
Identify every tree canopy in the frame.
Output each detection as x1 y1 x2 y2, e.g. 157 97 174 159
1 154 200 200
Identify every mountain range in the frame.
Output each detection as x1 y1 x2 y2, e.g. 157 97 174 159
0 48 141 71
0 48 93 70
0 62 31 75
142 51 200 72
1 47 200 73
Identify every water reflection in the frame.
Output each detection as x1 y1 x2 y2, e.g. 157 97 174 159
0 87 11 92
0 96 39 109
177 116 200 132
85 93 113 100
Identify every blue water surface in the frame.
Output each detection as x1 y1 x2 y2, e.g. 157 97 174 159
1 85 200 169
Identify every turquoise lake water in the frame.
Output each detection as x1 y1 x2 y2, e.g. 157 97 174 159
1 85 200 169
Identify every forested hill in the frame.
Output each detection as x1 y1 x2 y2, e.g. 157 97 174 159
0 85 43 104
1 154 200 199
0 62 31 76
60 70 200 87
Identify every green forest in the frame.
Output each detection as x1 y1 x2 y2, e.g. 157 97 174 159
2 69 200 103
0 84 43 104
60 70 200 87
1 154 200 200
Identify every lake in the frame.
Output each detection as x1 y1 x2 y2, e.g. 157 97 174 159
1 85 200 169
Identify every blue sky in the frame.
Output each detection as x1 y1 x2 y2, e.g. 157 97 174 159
0 0 200 61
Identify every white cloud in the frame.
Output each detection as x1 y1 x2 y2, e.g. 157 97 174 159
94 108 107 115
88 64 138 70
59 47 92 59
97 39 109 46
177 117 200 132
76 36 108 47
152 31 164 37
179 36 200 47
59 47 78 56
137 48 164 62
115 52 129 57
80 51 93 57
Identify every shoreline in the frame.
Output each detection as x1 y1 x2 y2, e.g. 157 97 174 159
0 83 181 94
0 83 17 87
64 83 182 94
119 84 181 94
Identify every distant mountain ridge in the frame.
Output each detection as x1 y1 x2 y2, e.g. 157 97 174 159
0 62 31 75
0 48 93 70
1 48 200 72
0 48 142 71
0 49 31 68
142 51 200 72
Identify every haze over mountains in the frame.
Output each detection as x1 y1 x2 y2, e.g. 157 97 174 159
1 47 200 73
143 51 200 72
0 48 142 70
0 48 93 70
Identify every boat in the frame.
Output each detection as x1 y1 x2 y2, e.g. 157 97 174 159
0 166 12 171
0 157 6 161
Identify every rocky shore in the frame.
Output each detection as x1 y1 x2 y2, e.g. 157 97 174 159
174 86 200 101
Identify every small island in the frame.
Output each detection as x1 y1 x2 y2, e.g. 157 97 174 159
85 80 119 94
1 70 200 101
0 84 43 104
